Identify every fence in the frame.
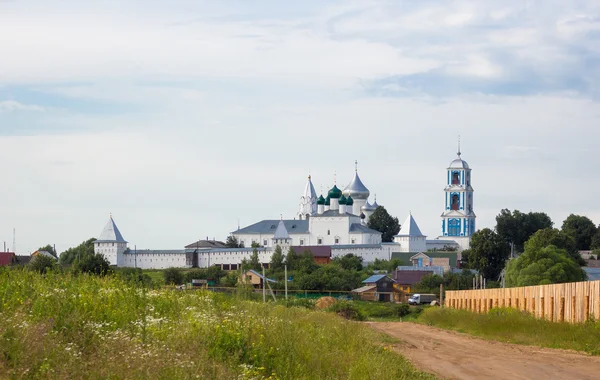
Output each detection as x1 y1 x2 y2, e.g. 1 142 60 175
444 280 600 324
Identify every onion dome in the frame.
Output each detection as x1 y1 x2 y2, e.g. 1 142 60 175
346 195 354 206
325 195 331 206
317 195 325 205
339 194 347 205
372 200 380 209
360 212 366 219
343 171 370 200
449 142 469 169
328 185 342 199
361 201 376 212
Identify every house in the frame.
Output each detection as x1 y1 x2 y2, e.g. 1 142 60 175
0 252 16 266
409 252 451 272
31 250 57 260
291 246 331 264
392 270 434 294
392 251 457 271
352 274 401 302
239 269 277 289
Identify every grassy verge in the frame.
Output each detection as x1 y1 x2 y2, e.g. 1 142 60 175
417 307 600 355
0 268 434 379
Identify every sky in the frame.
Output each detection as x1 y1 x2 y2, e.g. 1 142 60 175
1 0 600 254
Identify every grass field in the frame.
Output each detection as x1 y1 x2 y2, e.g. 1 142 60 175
417 307 600 355
0 268 434 379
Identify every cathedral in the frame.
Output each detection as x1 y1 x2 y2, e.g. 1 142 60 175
94 149 476 269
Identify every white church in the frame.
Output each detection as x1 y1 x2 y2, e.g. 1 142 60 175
94 149 475 270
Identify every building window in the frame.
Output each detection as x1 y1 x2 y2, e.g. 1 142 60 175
451 194 459 210
452 171 460 185
335 238 339 244
317 238 322 245
448 218 460 236
300 239 304 245
351 239 355 244
263 240 267 246
327 230 330 235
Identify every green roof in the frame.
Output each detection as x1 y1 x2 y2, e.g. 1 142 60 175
391 251 459 268
317 195 325 205
338 194 347 205
328 185 342 199
325 195 331 206
346 195 354 205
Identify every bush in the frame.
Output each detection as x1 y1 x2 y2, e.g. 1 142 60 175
163 267 184 285
328 301 365 321
280 298 316 310
28 255 56 274
115 267 153 286
73 253 111 276
394 303 411 317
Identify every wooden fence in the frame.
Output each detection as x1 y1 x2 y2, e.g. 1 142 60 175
444 280 600 323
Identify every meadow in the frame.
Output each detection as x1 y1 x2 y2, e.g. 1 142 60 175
417 307 600 355
0 269 434 379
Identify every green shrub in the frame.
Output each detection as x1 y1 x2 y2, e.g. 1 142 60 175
28 255 56 274
328 301 365 321
279 298 316 310
393 303 411 317
163 267 184 285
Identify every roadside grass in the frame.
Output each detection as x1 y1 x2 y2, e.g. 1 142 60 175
417 307 600 355
353 301 425 321
0 268 435 379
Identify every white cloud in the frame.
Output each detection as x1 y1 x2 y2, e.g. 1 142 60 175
0 100 45 113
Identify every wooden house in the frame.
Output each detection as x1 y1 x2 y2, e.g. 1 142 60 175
352 274 402 302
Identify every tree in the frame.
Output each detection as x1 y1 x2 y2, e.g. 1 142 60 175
367 206 400 242
562 214 598 251
297 249 318 273
525 228 584 265
37 244 57 258
163 268 184 285
28 255 56 274
463 228 510 280
334 253 363 271
270 245 285 271
284 247 300 270
73 253 111 276
495 209 553 252
225 235 244 248
59 238 96 265
505 245 586 287
249 248 262 271
367 258 403 273
591 228 600 250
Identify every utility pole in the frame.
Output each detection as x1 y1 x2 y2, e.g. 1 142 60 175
284 265 288 300
262 266 266 303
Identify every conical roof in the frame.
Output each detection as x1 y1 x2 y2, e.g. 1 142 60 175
273 219 290 240
361 201 376 212
397 213 425 237
98 216 127 243
343 171 370 200
303 175 318 199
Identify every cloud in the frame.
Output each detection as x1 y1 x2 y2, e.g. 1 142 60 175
0 100 45 113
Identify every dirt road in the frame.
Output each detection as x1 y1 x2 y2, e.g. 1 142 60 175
370 322 600 380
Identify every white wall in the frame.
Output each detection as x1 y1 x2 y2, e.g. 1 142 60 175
121 252 188 269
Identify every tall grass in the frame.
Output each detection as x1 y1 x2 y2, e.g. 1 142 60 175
418 307 600 355
0 268 434 379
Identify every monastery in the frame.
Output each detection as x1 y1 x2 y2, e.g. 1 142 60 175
94 148 475 269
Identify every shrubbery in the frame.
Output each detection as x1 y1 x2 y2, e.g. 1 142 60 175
328 301 365 321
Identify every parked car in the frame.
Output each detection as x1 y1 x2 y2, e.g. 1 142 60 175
408 293 437 305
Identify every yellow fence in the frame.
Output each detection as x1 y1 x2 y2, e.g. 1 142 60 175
444 280 600 323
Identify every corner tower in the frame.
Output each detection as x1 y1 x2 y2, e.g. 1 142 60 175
441 144 476 249
94 215 128 266
298 175 318 219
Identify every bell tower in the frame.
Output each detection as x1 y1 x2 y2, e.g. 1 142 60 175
441 141 475 249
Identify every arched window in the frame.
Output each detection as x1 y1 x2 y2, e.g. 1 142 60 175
448 219 460 236
327 230 330 235
452 171 460 185
451 194 459 210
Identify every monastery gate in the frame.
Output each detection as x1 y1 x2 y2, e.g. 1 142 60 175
444 280 600 323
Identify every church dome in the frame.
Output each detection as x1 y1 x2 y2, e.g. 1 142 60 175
328 185 342 199
346 195 354 206
317 195 325 205
339 195 347 205
343 171 370 200
361 201 376 212
449 157 469 169
325 195 331 206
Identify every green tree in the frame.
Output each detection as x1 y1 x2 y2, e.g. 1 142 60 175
495 209 553 252
270 245 285 271
591 228 600 250
367 206 401 242
59 238 96 265
505 245 586 287
525 228 584 265
249 248 262 271
285 247 300 270
28 255 56 274
367 258 403 273
334 253 363 271
225 235 244 248
163 268 184 285
561 214 598 251
463 228 510 280
37 244 57 258
73 253 111 276
297 249 318 273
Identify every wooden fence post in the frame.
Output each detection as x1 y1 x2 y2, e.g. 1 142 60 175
572 296 576 323
559 297 565 322
585 295 590 322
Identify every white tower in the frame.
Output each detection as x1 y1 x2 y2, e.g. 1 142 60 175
394 213 427 253
272 218 291 251
441 142 476 250
94 215 128 266
343 161 370 215
298 175 318 219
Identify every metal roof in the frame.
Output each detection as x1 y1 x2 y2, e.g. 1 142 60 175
343 171 370 200
313 210 358 217
583 267 600 281
184 240 227 249
290 245 331 257
351 285 376 293
273 219 290 239
396 213 425 237
362 274 395 284
97 216 128 243
124 250 185 255
332 244 382 249
349 223 381 235
248 269 277 283
233 219 309 235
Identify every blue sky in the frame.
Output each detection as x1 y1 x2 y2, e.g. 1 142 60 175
1 0 599 254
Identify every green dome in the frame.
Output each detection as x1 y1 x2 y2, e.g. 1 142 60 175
338 195 347 205
328 185 342 199
346 195 354 206
317 195 325 205
325 195 331 206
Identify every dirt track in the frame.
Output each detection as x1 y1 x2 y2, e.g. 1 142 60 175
370 322 600 380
